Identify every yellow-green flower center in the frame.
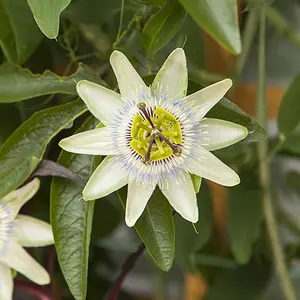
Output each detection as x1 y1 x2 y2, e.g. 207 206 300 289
130 106 182 164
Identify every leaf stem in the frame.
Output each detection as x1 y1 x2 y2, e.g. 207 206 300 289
257 4 296 300
113 9 141 49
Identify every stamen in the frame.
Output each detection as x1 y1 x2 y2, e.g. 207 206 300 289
157 132 182 156
143 134 155 165
137 102 155 128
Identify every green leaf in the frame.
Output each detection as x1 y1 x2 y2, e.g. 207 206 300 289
0 104 21 147
51 116 98 300
138 0 166 5
206 260 272 300
228 174 263 264
0 99 87 199
118 188 174 271
0 63 101 103
141 0 186 56
278 74 300 136
0 0 43 63
64 0 139 25
178 0 241 54
207 98 267 143
175 182 213 272
27 0 72 39
282 133 300 155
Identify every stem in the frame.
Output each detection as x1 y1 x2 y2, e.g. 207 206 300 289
113 5 141 49
257 4 296 300
104 244 145 300
15 280 53 300
233 8 259 85
117 0 125 40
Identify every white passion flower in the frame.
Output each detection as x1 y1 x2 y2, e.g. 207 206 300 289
59 48 248 227
0 179 54 300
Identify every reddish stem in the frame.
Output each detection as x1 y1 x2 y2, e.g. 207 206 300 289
104 244 145 300
14 280 53 300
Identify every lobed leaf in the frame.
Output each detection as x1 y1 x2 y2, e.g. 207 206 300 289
0 63 101 103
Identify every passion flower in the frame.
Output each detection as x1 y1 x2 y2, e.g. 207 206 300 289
59 48 248 227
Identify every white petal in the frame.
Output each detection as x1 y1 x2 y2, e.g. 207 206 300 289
186 79 232 122
14 215 54 247
76 80 123 126
159 172 198 223
0 240 50 285
2 179 40 220
125 181 157 227
151 48 187 101
110 51 150 101
198 118 248 151
0 264 13 300
59 127 116 155
188 146 240 186
83 156 128 200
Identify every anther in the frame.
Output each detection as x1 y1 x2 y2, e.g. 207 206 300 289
137 102 155 129
137 102 146 110
142 157 152 165
174 146 182 157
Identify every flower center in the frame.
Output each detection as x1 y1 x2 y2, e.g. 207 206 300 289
130 103 182 165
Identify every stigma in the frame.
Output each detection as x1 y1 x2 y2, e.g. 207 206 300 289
130 103 182 165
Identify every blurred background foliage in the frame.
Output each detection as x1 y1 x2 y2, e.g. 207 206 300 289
2 0 300 299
